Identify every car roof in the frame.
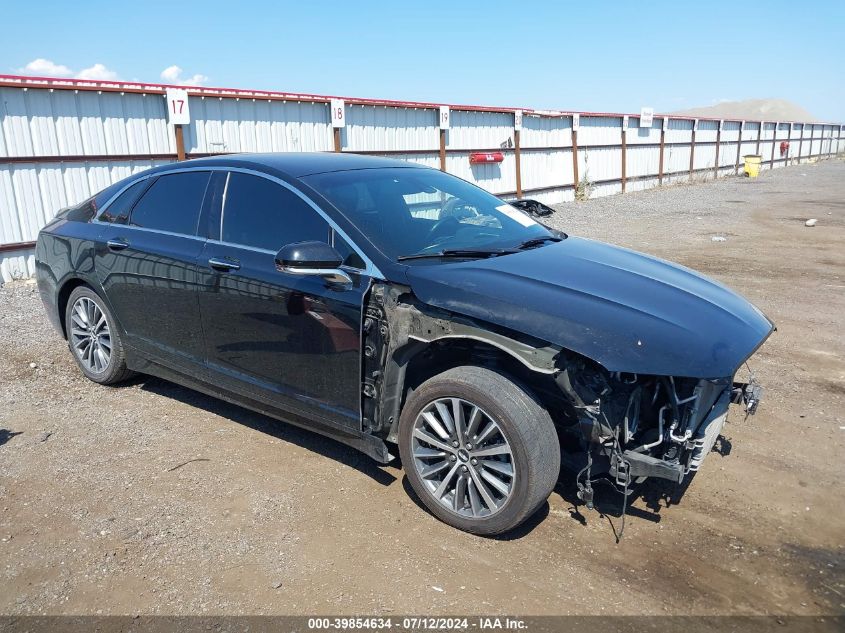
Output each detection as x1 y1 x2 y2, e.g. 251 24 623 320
165 152 428 178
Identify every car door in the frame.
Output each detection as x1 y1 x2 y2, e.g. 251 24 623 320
197 171 370 431
94 170 211 375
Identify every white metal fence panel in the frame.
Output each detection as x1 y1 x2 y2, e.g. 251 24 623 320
520 115 570 148
521 150 571 194
448 110 514 150
446 152 517 196
627 145 659 179
627 117 662 145
344 105 437 152
578 116 622 146
0 88 172 158
1 78 841 280
187 97 332 154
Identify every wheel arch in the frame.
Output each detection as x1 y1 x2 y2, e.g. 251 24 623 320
56 278 94 339
384 335 567 443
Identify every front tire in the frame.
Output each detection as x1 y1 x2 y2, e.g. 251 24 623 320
399 366 560 535
64 286 134 385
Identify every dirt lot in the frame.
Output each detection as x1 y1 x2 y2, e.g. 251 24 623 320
1 160 843 616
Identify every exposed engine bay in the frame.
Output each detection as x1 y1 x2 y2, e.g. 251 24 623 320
555 359 762 509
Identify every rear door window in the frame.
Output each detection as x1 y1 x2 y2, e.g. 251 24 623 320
99 179 149 224
129 171 211 236
220 172 330 251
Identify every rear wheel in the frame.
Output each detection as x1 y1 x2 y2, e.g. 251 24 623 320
64 286 134 385
399 366 560 535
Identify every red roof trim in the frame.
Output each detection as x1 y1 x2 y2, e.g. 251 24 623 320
0 74 840 126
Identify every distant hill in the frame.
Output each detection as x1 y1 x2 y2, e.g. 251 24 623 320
671 99 818 122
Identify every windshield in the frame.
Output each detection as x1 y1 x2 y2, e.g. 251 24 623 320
302 167 552 260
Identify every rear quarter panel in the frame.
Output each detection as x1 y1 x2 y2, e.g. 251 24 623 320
35 218 105 337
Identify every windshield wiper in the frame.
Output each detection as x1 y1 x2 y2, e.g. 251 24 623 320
397 248 516 261
515 235 563 250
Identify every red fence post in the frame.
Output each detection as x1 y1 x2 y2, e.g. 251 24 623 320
658 118 666 185
174 124 186 161
688 119 697 179
770 122 777 169
570 116 580 194
714 120 722 179
439 129 447 172
798 124 804 164
621 116 627 193
515 128 523 199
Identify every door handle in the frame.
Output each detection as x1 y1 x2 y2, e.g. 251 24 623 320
208 257 240 272
106 238 129 251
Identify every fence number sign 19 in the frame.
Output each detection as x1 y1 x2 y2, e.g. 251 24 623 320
439 106 450 130
639 107 654 128
331 99 345 128
165 88 190 125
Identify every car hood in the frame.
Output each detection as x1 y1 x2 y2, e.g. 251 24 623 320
404 237 774 377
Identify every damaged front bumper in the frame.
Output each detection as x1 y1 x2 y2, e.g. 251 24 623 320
557 358 765 488
610 378 763 485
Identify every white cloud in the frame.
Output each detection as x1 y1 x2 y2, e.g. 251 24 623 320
75 63 119 81
18 58 121 81
19 58 73 77
160 65 208 86
160 65 182 82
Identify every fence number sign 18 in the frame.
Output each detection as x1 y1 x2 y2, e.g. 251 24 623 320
331 99 345 128
165 88 190 125
439 106 450 130
639 107 654 128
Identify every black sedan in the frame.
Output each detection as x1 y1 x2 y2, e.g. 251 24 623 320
35 153 773 535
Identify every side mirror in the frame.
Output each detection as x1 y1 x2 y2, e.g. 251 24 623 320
275 241 352 286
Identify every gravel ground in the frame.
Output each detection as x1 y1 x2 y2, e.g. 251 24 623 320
0 159 843 615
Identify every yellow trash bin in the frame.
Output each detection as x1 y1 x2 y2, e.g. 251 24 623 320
743 155 762 178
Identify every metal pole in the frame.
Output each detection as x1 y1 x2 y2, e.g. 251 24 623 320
621 118 627 193
798 124 804 164
514 129 523 199
333 128 342 153
439 129 447 172
658 120 666 185
770 122 777 169
714 122 721 179
734 122 743 175
174 124 186 161
755 121 762 156
571 127 579 193
688 121 696 179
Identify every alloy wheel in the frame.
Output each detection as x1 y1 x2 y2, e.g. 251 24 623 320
411 397 515 518
69 296 112 374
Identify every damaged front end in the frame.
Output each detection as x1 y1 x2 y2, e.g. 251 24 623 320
556 358 763 497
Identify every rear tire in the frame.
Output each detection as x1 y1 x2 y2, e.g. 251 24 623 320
399 366 560 535
64 286 135 385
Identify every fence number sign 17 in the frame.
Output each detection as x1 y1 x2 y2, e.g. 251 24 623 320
165 88 190 125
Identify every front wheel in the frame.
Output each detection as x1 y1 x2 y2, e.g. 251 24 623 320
399 366 560 535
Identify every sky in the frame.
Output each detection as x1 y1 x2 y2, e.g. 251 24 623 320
3 0 844 121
